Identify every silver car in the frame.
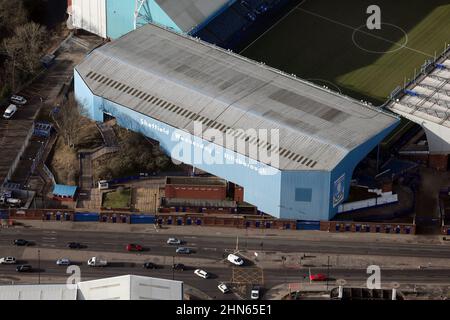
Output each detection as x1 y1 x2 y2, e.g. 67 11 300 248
56 258 71 266
0 256 16 264
10 95 27 105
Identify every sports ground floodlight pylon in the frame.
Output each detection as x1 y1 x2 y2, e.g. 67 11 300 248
134 0 153 30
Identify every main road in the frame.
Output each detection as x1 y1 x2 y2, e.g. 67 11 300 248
0 227 449 259
0 227 449 299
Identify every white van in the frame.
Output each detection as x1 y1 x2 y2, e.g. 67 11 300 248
98 180 109 190
3 104 17 119
227 253 244 266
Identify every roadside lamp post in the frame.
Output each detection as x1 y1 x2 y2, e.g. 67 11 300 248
38 249 41 284
172 256 175 280
326 256 330 291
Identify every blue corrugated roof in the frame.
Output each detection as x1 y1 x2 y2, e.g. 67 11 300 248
52 184 77 197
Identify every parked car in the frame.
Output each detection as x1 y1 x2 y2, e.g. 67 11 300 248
67 242 83 249
13 239 29 246
227 253 244 266
0 256 16 264
143 262 156 269
16 265 32 272
167 238 181 245
3 104 17 119
176 247 191 254
172 263 185 271
194 269 210 279
126 244 143 252
56 259 71 266
250 286 260 300
10 95 27 105
218 283 230 294
310 273 327 282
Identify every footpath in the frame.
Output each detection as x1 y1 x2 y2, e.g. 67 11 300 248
13 219 445 245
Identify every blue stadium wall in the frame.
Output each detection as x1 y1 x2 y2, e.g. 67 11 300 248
104 0 234 39
74 70 398 221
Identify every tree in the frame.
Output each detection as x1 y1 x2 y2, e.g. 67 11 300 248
0 0 27 38
3 22 47 90
52 94 85 149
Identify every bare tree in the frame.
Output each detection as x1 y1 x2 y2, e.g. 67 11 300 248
52 94 85 149
2 22 47 90
0 0 27 37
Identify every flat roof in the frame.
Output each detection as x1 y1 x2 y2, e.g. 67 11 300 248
53 184 77 197
76 23 398 171
156 0 230 33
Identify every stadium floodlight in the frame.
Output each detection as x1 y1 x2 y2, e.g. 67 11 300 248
134 0 153 30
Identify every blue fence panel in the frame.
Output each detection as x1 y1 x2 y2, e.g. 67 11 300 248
130 214 155 224
296 220 321 230
74 213 99 222
0 211 9 219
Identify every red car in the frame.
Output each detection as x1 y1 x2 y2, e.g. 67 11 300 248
310 273 327 281
126 244 143 252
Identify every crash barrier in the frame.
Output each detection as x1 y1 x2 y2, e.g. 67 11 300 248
320 221 416 235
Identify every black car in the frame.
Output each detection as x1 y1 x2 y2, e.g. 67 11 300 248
16 265 32 272
67 242 83 249
143 262 156 269
172 263 185 271
14 239 29 246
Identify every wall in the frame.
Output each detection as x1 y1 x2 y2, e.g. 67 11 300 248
106 0 181 40
280 170 330 221
234 185 244 203
329 119 399 219
165 185 226 200
72 0 107 38
429 154 448 171
320 221 416 235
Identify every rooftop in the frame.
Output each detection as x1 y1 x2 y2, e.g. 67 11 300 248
75 23 398 171
154 0 230 33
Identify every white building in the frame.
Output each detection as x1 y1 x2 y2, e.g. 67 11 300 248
0 275 183 300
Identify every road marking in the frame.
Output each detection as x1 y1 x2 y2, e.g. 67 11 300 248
42 237 57 241
203 248 217 251
41 244 56 248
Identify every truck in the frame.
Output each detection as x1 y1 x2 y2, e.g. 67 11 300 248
87 257 108 267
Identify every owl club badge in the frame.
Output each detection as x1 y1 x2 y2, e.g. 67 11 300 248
333 174 345 207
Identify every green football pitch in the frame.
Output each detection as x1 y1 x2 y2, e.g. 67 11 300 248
241 0 450 104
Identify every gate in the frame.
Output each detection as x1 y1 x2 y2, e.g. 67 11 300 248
74 213 99 222
130 214 155 224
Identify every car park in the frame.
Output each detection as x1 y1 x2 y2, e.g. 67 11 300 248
194 269 210 279
218 283 230 294
16 265 32 272
167 238 181 245
176 247 191 254
126 243 143 252
227 253 244 266
10 95 27 105
3 104 17 119
14 239 29 246
0 257 16 264
250 287 260 300
56 259 71 266
172 263 185 271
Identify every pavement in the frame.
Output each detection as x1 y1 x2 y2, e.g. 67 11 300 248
13 219 446 245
